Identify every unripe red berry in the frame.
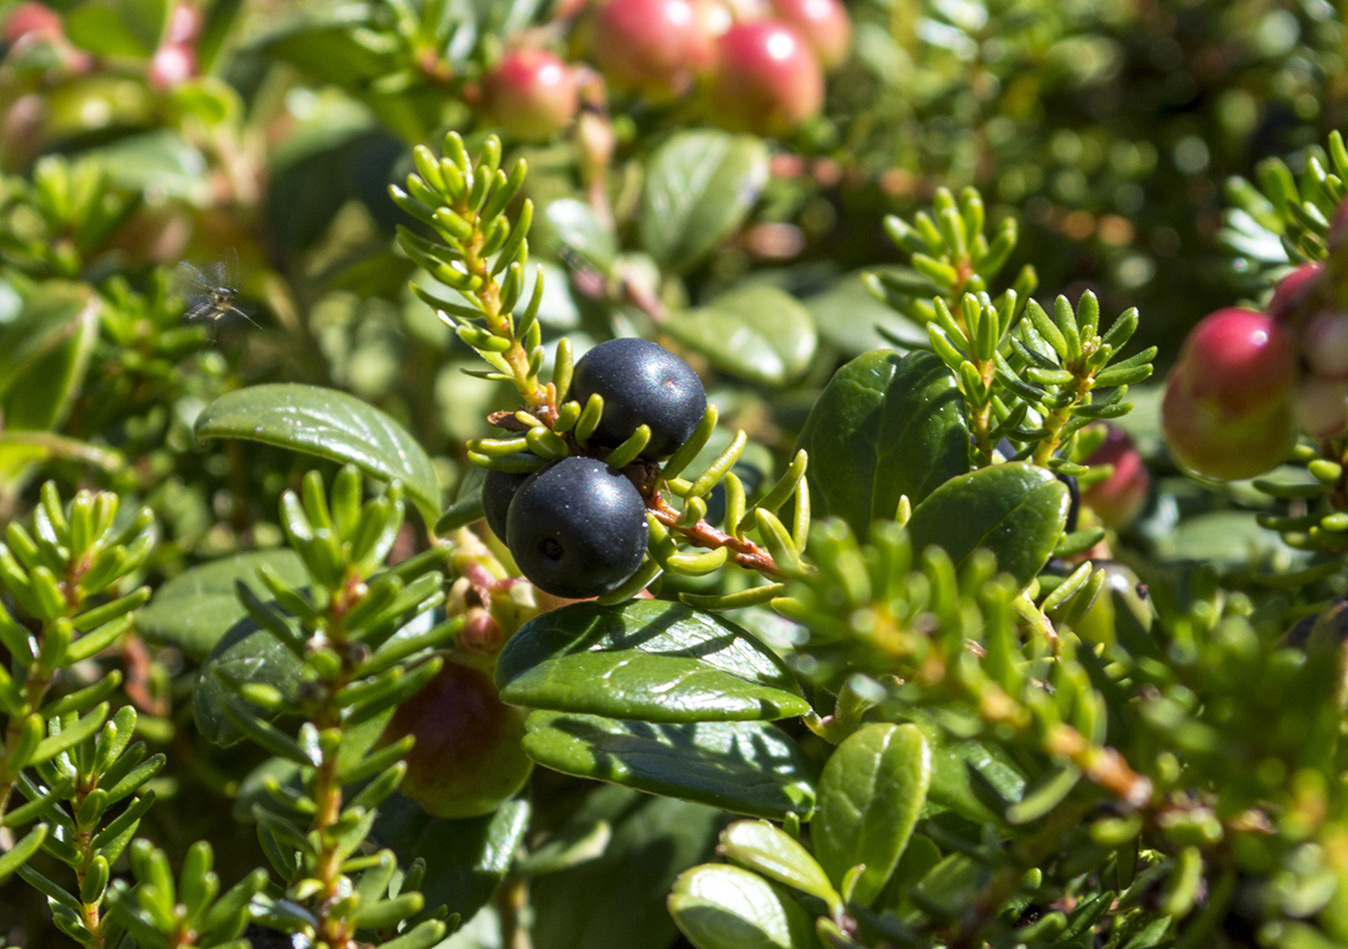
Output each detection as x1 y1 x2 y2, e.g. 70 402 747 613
148 42 197 89
1081 425 1150 529
1177 308 1298 419
1162 368 1295 481
3 2 62 44
380 660 533 819
706 21 823 138
768 0 850 69
588 0 713 99
480 49 579 143
1268 261 1325 322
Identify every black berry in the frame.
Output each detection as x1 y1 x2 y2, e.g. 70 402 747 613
506 456 649 598
482 464 534 541
571 338 707 459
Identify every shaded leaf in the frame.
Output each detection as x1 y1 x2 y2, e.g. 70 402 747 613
669 864 819 949
138 549 307 660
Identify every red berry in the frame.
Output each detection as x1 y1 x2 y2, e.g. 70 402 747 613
380 660 533 819
706 21 823 138
1162 368 1295 481
166 2 202 44
3 2 62 44
148 42 197 89
588 0 713 99
1268 261 1326 322
1081 425 1150 529
769 0 850 69
480 49 579 143
1177 308 1298 419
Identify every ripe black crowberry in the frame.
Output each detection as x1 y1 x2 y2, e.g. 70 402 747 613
571 338 707 459
483 464 534 541
506 456 649 598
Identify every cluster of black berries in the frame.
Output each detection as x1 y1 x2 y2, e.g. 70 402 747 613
482 339 707 599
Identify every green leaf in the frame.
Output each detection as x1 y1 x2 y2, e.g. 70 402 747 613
194 383 441 523
804 268 929 355
0 283 100 433
81 129 212 203
137 550 307 660
665 286 817 387
496 600 808 723
718 820 839 909
907 462 1069 587
66 0 169 57
193 619 304 746
545 198 618 274
640 130 769 273
814 723 931 906
669 864 820 949
0 824 47 882
372 793 531 927
908 715 1027 826
796 350 971 539
531 787 722 949
523 712 816 820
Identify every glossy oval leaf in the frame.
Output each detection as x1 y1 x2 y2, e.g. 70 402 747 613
66 0 170 57
796 350 971 539
665 285 817 387
906 462 1069 587
545 198 618 275
0 283 100 433
719 820 839 909
194 383 441 523
522 711 817 820
911 716 1027 826
640 130 769 274
814 723 931 906
496 599 809 723
138 549 307 660
669 864 818 949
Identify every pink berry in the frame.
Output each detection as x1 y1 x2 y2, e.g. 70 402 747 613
1293 378 1348 439
769 0 850 69
165 2 202 44
1178 308 1298 419
588 0 714 99
148 42 197 89
1081 425 1150 529
707 20 824 138
3 2 62 44
1303 309 1348 381
1268 262 1326 322
1162 368 1295 481
480 49 579 143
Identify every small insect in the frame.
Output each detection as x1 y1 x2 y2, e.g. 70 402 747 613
174 253 261 331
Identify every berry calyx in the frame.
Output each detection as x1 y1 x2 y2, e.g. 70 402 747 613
571 338 707 459
768 0 850 70
506 456 649 598
587 0 714 99
706 21 824 137
380 660 533 819
480 48 579 142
